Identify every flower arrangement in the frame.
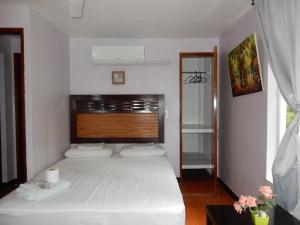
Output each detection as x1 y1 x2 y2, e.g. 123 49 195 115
233 186 276 217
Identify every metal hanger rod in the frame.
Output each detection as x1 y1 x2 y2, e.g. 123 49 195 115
182 71 208 74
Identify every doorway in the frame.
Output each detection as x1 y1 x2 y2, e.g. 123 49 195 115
179 48 218 193
0 28 26 195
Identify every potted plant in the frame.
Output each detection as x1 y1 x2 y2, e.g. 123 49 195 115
233 186 276 225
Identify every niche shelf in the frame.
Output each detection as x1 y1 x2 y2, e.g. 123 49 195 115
182 124 213 133
182 152 213 169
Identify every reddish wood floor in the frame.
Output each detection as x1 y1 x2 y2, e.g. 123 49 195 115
179 171 234 225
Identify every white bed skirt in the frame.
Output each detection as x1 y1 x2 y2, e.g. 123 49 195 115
0 210 185 225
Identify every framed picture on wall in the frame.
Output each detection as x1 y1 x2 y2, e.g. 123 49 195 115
112 71 125 84
228 32 263 97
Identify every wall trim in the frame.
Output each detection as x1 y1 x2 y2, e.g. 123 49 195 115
217 178 238 200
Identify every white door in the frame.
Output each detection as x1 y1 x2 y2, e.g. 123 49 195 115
0 53 8 182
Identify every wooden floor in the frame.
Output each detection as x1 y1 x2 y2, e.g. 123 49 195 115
179 170 234 225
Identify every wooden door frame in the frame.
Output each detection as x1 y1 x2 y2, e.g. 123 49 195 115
179 48 218 194
0 28 27 183
213 47 218 195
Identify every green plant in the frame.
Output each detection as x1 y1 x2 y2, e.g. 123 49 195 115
234 186 276 217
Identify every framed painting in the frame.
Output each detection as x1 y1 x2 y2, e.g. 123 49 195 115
228 33 263 97
112 71 125 84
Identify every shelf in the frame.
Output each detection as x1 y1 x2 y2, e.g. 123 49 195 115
182 152 213 169
182 124 213 133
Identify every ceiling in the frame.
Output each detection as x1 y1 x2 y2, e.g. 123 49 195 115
0 0 252 38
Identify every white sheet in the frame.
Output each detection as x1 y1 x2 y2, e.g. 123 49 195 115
0 156 185 225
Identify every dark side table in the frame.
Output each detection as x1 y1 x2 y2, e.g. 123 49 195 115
206 205 300 225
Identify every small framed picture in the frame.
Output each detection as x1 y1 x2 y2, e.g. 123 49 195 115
112 71 125 84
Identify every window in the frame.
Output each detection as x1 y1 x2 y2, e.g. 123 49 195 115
287 106 296 128
266 64 296 182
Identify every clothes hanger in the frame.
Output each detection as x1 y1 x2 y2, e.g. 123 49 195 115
197 72 207 83
189 72 199 83
184 73 193 84
182 71 208 84
191 72 207 83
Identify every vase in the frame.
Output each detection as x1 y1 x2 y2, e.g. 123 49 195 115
250 211 270 225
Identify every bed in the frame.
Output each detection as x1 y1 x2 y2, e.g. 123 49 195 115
0 155 185 225
0 94 185 225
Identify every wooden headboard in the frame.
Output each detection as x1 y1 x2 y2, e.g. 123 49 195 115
70 95 164 143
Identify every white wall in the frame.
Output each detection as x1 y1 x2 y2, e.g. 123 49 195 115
219 8 270 196
70 38 218 177
30 9 70 176
0 4 70 179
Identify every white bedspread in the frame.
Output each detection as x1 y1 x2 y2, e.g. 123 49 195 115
0 156 185 225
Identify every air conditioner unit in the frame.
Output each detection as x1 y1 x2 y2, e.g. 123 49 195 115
92 46 145 66
92 46 170 66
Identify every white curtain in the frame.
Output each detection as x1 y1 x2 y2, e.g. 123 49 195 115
256 0 300 218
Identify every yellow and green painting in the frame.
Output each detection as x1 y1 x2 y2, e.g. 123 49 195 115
229 33 263 97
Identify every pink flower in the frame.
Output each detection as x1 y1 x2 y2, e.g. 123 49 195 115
233 186 275 215
246 196 257 208
259 186 273 199
234 202 243 214
238 195 247 207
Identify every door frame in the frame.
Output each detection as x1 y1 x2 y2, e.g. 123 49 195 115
0 28 27 183
179 48 218 193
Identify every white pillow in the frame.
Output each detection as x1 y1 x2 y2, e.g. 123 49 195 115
131 143 155 149
120 145 166 157
65 146 113 158
77 143 104 150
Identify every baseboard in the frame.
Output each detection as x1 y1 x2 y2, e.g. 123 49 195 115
217 178 238 200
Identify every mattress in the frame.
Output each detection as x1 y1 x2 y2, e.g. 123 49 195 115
0 155 185 225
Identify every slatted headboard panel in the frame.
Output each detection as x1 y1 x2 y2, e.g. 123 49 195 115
70 95 164 143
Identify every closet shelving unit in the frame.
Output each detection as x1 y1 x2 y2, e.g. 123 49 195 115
181 124 213 169
182 124 213 133
179 48 218 193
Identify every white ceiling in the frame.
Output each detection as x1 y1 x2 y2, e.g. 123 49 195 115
0 0 252 38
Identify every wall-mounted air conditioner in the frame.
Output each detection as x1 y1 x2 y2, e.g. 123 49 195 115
92 46 170 66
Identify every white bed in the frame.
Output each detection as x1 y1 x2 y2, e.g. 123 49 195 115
0 155 185 225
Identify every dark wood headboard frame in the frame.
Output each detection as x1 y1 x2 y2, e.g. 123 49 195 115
70 94 165 143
